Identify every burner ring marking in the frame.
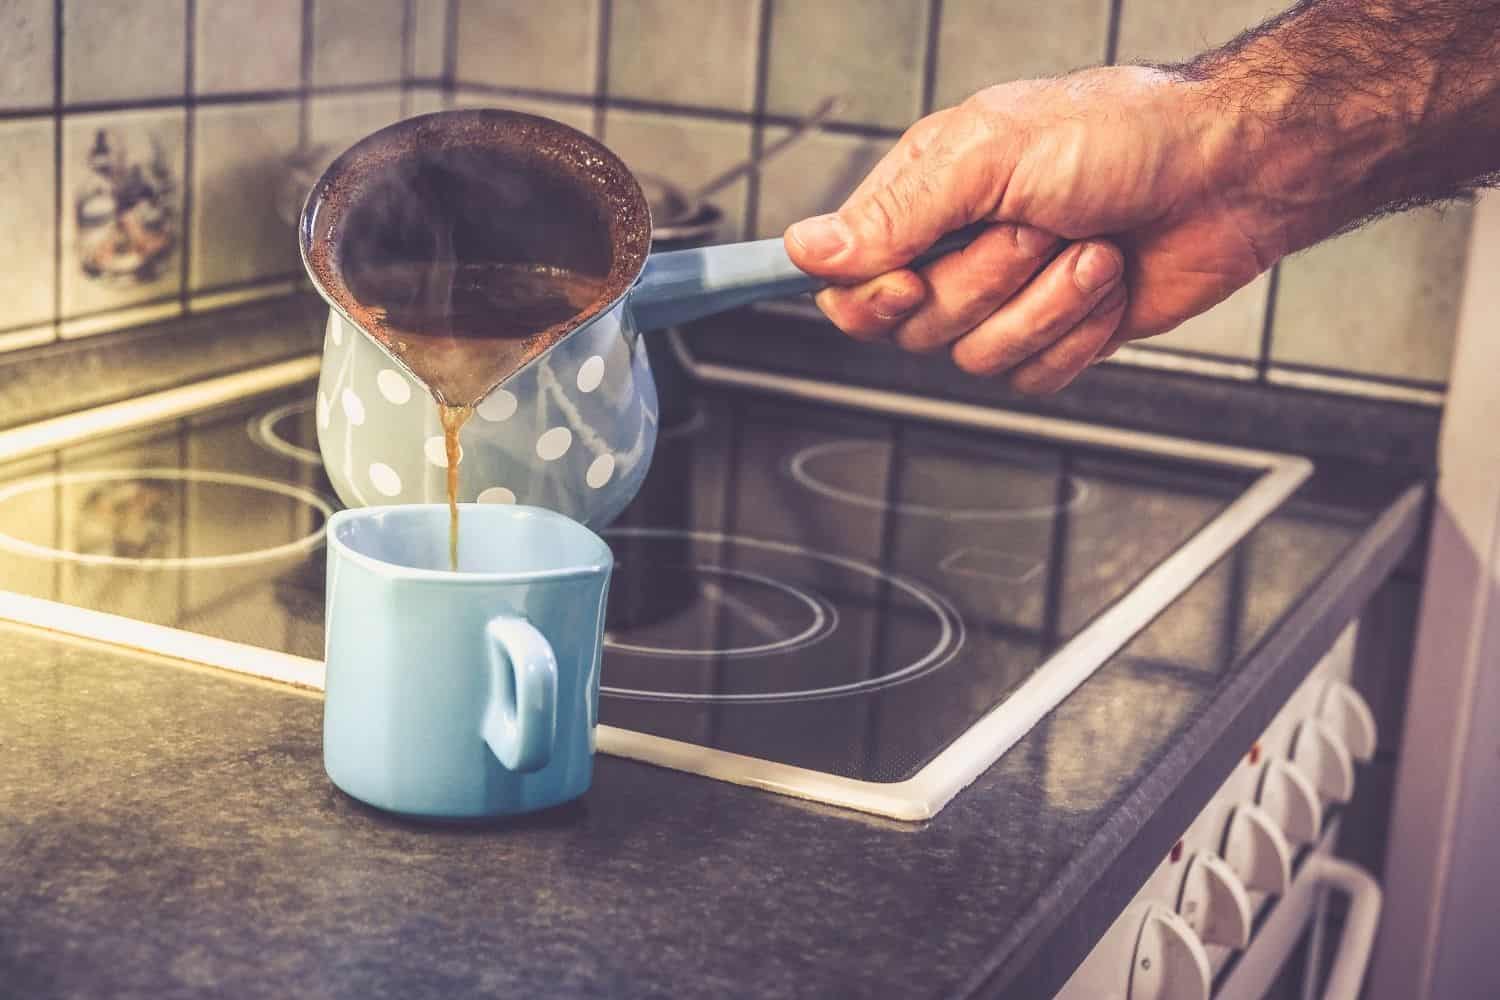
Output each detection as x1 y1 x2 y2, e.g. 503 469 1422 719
250 401 323 466
788 439 1091 521
604 564 838 659
0 469 333 569
599 528 966 704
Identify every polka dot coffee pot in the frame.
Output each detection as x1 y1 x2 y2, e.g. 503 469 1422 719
314 294 657 529
299 109 977 529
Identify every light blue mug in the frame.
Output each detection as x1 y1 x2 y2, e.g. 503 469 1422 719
323 503 613 818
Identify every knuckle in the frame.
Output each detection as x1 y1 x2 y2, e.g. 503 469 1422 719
1008 364 1071 396
855 188 907 248
893 324 950 354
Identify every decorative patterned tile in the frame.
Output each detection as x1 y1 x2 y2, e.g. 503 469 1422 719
455 0 599 95
60 108 187 318
410 0 449 78
1143 271 1271 360
1270 205 1473 385
1115 0 1287 65
0 118 57 332
63 0 187 104
190 100 302 290
194 0 303 95
311 0 406 87
765 0 927 129
0 0 54 110
607 0 759 112
933 0 1110 110
754 129 891 239
451 90 595 135
602 109 753 239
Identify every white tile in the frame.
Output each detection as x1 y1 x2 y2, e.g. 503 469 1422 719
608 0 758 112
1271 205 1473 384
63 0 187 104
765 0 926 129
406 86 449 117
0 118 57 330
603 109 753 239
194 0 303 95
1144 271 1271 360
451 90 595 135
1115 0 1286 65
190 100 302 290
60 108 187 316
933 0 1110 110
754 129 892 239
411 0 449 78
305 89 404 172
456 0 599 95
0 0 54 109
311 0 406 87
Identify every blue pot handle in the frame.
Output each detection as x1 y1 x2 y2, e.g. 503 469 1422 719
627 222 989 332
481 616 558 773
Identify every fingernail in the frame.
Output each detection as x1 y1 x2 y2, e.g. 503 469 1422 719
1013 225 1055 257
1074 243 1122 293
872 284 922 320
789 214 851 260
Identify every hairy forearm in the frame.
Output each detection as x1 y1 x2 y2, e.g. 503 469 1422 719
1182 0 1500 257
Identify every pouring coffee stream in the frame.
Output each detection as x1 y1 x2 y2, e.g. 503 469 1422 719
299 109 981 561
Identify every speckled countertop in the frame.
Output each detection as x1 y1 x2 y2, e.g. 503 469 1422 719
0 442 1425 998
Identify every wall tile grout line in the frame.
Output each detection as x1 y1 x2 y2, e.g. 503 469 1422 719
51 0 64 346
441 0 459 98
399 0 416 118
1105 0 1125 65
1256 263 1282 382
299 0 315 145
920 0 942 115
743 0 774 239
593 0 612 137
180 0 197 312
459 82 908 140
18 82 410 122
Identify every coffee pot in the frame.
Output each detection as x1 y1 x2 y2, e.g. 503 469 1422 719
300 109 974 528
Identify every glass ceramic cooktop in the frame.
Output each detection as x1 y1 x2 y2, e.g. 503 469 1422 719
0 358 1308 820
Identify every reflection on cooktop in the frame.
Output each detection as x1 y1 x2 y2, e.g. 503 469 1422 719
0 380 1263 786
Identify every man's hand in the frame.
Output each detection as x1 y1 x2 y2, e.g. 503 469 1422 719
783 66 1269 394
785 0 1500 393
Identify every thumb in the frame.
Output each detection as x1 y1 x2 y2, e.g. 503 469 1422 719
784 136 999 282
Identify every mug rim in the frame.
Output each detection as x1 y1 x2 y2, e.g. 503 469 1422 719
328 503 613 584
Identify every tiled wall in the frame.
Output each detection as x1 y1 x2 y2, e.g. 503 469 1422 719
0 0 1473 408
0 0 444 356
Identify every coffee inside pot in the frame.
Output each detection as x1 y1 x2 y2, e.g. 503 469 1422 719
300 111 650 408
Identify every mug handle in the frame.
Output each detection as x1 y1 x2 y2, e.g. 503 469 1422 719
481 616 558 773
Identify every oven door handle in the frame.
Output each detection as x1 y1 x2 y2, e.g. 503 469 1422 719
1305 856 1383 1000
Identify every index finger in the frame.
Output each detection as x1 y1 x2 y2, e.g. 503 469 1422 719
783 112 1006 282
